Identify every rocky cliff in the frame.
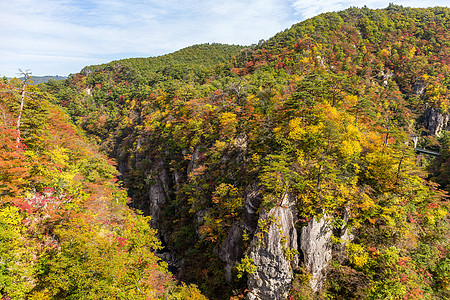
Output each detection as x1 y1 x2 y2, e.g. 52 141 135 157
424 106 450 136
300 214 332 292
120 142 339 299
247 193 298 300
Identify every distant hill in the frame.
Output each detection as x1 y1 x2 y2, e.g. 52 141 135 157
17 75 67 84
81 43 245 84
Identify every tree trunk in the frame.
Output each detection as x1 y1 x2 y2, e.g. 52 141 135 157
16 70 30 147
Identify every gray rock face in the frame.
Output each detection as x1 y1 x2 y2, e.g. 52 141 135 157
380 70 394 86
340 208 354 246
187 146 201 174
218 184 262 282
424 106 450 136
300 214 332 292
413 81 427 96
219 223 244 281
243 184 263 234
146 159 169 229
247 194 298 300
332 208 355 265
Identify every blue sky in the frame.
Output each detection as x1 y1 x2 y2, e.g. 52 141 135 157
0 0 448 77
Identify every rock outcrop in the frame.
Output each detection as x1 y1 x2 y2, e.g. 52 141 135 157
219 184 262 281
413 80 427 96
219 223 244 281
300 214 332 292
119 134 337 299
146 159 170 229
247 193 298 300
412 80 450 137
424 106 450 136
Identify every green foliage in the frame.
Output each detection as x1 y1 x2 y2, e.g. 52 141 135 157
235 255 256 279
35 212 168 299
289 272 314 300
33 5 450 299
0 81 205 299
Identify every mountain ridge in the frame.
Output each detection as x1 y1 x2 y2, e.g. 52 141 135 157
41 5 449 299
1 5 448 299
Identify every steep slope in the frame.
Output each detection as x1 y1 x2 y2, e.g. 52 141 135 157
42 43 244 142
43 5 449 299
85 43 246 82
0 78 205 299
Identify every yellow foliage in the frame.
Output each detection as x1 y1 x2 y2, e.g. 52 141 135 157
0 205 22 227
220 112 237 137
288 117 305 140
251 153 261 165
346 124 360 138
204 103 216 112
296 153 306 166
380 49 390 57
28 289 52 300
214 140 228 152
144 110 163 130
362 131 385 151
220 112 237 126
365 152 396 185
273 125 282 134
357 193 376 211
309 122 324 135
156 91 168 107
247 94 258 104
324 105 340 122
172 283 207 300
381 206 398 227
339 139 362 158
408 46 416 58
50 146 69 167
346 94 358 106
347 243 370 269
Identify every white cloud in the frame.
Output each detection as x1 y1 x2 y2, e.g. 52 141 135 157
0 0 447 77
0 51 107 77
289 0 449 19
0 0 298 76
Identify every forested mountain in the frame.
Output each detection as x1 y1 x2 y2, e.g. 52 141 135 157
27 76 67 85
5 76 67 85
2 4 449 300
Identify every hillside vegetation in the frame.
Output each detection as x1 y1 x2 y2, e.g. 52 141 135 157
2 5 449 300
0 78 205 299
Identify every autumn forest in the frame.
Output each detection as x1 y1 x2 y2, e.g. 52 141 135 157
0 5 449 300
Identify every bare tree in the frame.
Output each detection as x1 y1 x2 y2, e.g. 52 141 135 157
15 69 32 146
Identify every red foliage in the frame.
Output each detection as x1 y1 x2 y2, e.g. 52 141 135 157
0 126 29 201
116 236 128 248
275 62 285 69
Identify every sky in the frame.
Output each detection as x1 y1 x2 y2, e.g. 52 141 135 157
0 0 448 77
